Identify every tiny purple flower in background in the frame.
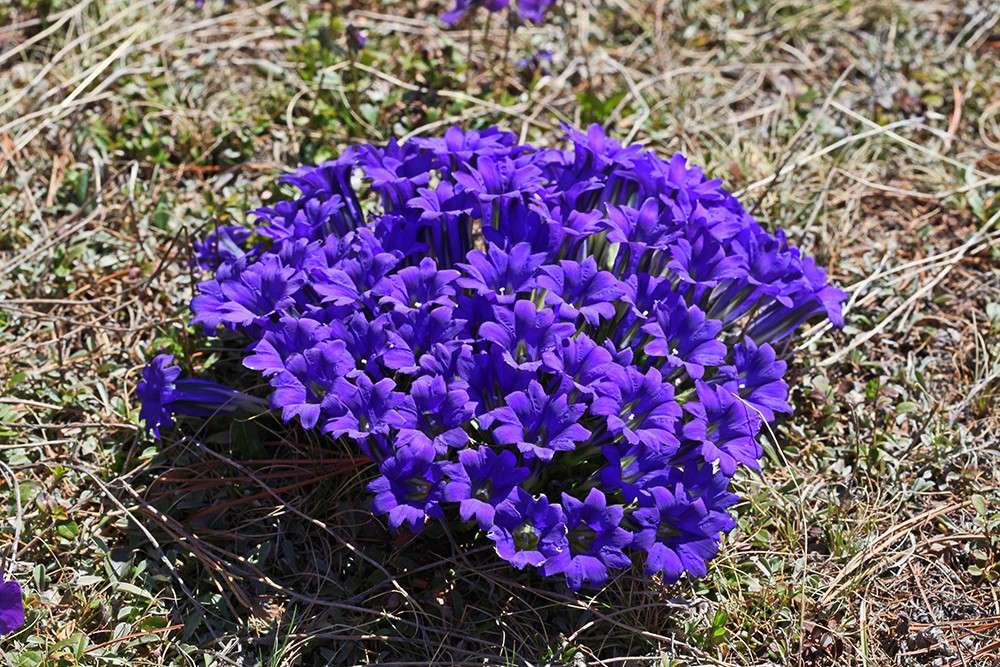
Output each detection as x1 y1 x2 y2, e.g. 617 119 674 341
0 579 24 635
441 0 508 26
516 0 554 24
516 49 554 74
141 122 846 590
441 0 554 25
346 25 367 51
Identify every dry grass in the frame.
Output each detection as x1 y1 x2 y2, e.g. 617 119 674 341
0 0 998 664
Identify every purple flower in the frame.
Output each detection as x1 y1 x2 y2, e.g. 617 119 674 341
536 256 625 325
454 156 544 209
463 348 533 411
149 123 847 590
567 124 643 175
683 382 763 476
718 338 790 422
414 126 519 167
243 317 331 377
541 489 633 590
541 333 619 398
369 439 444 531
621 272 674 321
322 374 416 444
252 195 348 243
346 25 367 51
441 0 509 26
598 441 672 502
480 300 575 372
487 488 567 569
632 470 737 582
192 225 252 271
667 232 746 289
358 139 432 211
374 257 460 313
591 367 681 453
399 374 476 452
389 305 467 364
316 227 399 295
192 255 304 329
456 243 546 303
418 341 475 385
641 292 726 379
482 380 591 462
603 198 668 249
516 0 554 23
136 354 249 439
327 313 416 373
443 447 530 528
0 579 24 635
267 340 355 429
516 48 554 73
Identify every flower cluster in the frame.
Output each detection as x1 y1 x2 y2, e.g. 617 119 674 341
140 124 845 590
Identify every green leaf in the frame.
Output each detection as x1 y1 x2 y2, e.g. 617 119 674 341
14 650 45 667
52 632 89 659
116 582 155 601
152 193 172 231
971 494 988 517
141 615 170 630
56 521 80 540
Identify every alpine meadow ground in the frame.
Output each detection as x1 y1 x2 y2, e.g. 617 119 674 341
0 1 998 665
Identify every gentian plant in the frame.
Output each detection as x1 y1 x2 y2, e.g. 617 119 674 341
138 124 845 590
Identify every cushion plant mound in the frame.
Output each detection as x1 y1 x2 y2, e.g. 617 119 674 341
139 125 846 590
